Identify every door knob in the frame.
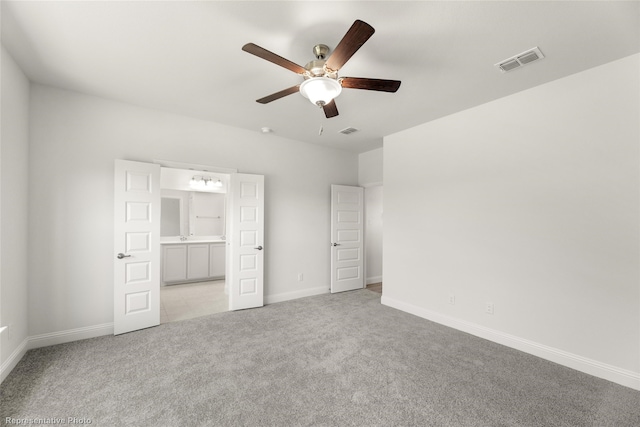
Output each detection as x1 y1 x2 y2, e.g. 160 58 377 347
254 246 263 250
332 243 340 247
117 253 131 259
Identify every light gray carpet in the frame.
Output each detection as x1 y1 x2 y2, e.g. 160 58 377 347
1 290 639 426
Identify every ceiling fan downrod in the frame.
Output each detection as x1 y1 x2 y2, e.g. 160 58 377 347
313 44 330 60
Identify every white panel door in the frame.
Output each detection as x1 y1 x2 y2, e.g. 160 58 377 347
114 160 161 335
331 185 364 293
228 173 264 310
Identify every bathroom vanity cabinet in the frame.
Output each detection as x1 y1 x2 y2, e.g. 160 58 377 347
162 241 226 284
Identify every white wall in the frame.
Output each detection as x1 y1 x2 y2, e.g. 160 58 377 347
359 148 384 284
383 54 639 389
28 84 358 337
0 46 30 381
190 192 225 236
358 147 383 186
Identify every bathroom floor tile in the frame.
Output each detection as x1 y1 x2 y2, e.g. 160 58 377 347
160 280 228 324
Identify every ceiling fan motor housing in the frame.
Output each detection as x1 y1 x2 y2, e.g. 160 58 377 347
303 59 338 83
304 59 329 77
304 45 337 79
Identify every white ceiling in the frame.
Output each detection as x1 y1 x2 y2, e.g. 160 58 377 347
2 1 638 153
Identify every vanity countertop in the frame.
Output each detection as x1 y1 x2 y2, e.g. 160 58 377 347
161 239 226 245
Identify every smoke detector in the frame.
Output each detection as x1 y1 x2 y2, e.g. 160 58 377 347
495 47 545 73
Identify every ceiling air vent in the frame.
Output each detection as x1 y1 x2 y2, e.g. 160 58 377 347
339 127 359 135
495 47 544 73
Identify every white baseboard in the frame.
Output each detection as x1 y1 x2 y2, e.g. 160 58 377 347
366 276 383 285
265 286 329 305
0 323 114 384
381 295 640 391
28 323 114 350
0 285 332 382
0 337 29 384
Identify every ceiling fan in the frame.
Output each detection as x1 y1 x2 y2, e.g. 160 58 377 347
242 19 401 119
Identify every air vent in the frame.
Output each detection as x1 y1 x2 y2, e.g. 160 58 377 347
339 127 359 135
495 47 544 73
500 59 521 72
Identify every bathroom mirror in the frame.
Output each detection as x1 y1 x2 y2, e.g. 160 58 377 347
161 197 182 236
160 190 226 238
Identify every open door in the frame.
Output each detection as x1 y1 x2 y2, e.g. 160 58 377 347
331 185 365 293
114 160 161 335
228 173 264 310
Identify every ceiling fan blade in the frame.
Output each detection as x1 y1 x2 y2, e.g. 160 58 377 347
340 77 401 92
256 85 301 104
242 43 307 75
324 20 375 72
323 100 339 118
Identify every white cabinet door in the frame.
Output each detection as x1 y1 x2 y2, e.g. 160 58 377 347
162 245 187 282
187 244 210 279
209 243 226 277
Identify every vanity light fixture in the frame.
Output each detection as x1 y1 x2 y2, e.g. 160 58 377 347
190 176 224 189
190 176 211 189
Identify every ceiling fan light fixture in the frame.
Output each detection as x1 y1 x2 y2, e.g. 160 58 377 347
299 77 342 107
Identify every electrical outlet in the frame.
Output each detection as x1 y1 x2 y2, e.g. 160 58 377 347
297 273 303 282
485 302 494 315
448 294 455 305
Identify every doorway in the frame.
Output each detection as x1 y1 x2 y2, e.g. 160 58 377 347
160 280 227 323
114 160 265 335
364 185 383 293
159 167 229 324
